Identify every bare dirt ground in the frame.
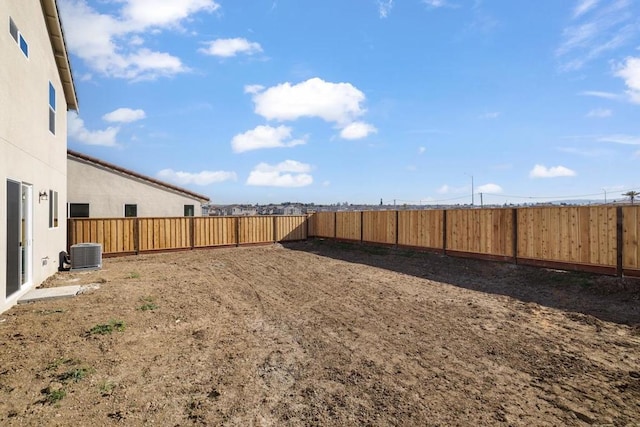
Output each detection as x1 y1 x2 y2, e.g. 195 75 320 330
1 239 639 426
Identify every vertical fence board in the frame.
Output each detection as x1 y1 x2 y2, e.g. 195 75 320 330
446 209 513 257
362 211 396 244
311 212 336 238
336 212 361 241
276 216 307 241
623 206 639 271
397 210 444 249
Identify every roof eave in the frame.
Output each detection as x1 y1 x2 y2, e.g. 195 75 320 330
41 0 78 111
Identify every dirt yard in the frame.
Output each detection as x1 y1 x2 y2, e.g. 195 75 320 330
1 240 639 426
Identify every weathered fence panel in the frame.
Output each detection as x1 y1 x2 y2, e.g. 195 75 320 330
69 218 135 254
310 212 336 238
276 216 307 241
517 206 616 268
398 210 444 250
239 216 274 244
336 212 361 241
138 218 191 251
622 206 640 274
362 211 396 245
446 209 514 258
193 217 237 247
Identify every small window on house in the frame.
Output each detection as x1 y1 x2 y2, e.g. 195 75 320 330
49 82 56 134
49 190 59 228
124 204 137 217
69 203 90 218
19 34 28 57
9 17 18 42
184 205 195 217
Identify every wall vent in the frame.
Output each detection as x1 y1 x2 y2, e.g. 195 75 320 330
70 243 102 271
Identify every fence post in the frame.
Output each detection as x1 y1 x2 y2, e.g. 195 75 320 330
360 211 364 242
395 210 399 248
190 217 195 250
334 211 337 240
442 210 447 255
134 218 140 255
273 216 278 243
235 217 240 247
617 207 623 277
512 208 518 264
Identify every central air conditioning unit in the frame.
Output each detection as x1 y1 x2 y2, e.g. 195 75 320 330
70 243 102 271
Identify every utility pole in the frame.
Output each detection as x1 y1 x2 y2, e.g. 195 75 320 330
480 192 483 208
471 175 474 206
603 189 607 204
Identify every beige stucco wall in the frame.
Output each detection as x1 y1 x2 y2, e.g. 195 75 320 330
68 157 206 217
1 1 69 313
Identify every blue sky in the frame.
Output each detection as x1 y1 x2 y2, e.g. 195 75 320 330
59 0 640 205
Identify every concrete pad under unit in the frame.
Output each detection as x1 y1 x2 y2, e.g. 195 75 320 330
18 286 82 304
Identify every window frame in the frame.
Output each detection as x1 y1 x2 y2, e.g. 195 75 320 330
9 17 18 42
49 190 59 228
184 205 195 217
48 82 56 135
124 204 138 218
69 203 90 218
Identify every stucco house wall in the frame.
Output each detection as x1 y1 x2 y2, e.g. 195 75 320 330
68 151 210 218
1 0 77 313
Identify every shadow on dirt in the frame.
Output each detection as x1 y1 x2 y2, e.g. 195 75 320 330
283 239 640 326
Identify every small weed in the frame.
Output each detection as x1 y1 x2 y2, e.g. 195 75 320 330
41 387 66 404
98 380 115 396
46 358 79 371
126 272 140 279
88 319 126 335
138 296 158 311
57 367 93 383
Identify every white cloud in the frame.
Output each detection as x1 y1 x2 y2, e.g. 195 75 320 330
58 0 219 80
418 146 426 154
231 125 306 153
68 113 119 146
579 90 622 100
573 0 599 18
102 108 146 123
479 111 501 119
477 183 503 193
378 0 393 18
200 38 263 57
586 108 612 118
529 164 577 178
121 0 220 28
339 122 377 140
246 160 313 187
423 0 453 8
598 134 640 145
615 56 640 104
437 185 450 194
157 169 236 186
557 0 637 71
244 84 265 94
249 77 367 125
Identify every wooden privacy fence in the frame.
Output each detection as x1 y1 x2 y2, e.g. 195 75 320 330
68 216 307 256
68 207 640 277
308 206 640 277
